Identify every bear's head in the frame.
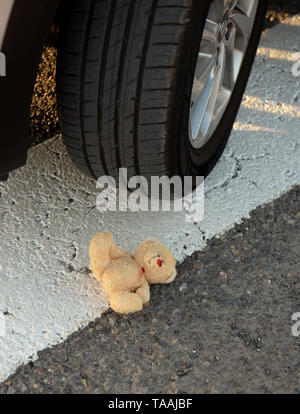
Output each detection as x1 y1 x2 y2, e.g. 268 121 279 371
135 239 176 284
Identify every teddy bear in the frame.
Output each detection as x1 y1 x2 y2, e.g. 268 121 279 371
89 231 177 314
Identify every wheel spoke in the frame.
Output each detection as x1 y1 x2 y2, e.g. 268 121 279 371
235 0 257 17
191 44 225 140
214 87 231 119
224 47 243 90
192 52 215 104
209 0 231 21
230 9 252 40
222 24 239 90
202 19 219 43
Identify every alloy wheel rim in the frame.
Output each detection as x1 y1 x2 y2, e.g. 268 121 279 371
189 0 259 149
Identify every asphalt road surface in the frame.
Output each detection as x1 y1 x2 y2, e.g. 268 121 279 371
0 186 299 394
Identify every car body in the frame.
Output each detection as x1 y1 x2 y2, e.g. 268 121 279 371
0 0 60 179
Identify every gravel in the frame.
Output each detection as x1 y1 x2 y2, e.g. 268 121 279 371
265 0 300 28
0 186 299 394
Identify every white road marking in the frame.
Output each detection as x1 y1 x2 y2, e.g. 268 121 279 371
0 16 300 383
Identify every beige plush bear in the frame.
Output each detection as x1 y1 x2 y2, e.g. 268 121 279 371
89 232 177 314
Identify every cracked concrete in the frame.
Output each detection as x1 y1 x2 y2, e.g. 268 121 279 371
0 15 300 383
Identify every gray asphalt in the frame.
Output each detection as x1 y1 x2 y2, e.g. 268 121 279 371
1 186 299 394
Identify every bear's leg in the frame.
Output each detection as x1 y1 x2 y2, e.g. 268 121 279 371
135 281 150 304
89 232 113 280
110 292 143 314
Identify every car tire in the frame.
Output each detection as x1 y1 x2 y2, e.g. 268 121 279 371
57 0 267 181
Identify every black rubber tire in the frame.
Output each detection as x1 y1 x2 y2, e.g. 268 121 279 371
57 0 266 181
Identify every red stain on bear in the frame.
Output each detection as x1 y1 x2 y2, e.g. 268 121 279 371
138 267 145 281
